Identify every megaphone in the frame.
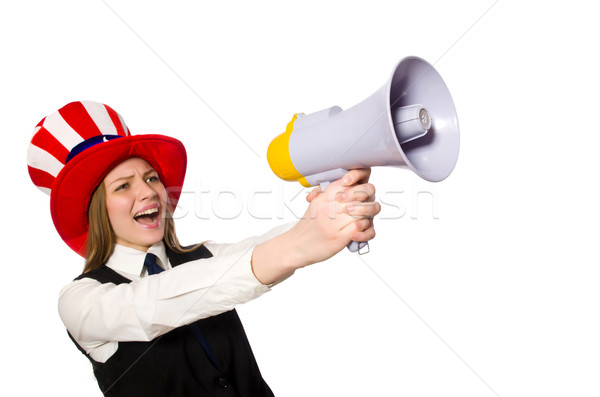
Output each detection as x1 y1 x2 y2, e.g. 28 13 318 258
267 56 459 252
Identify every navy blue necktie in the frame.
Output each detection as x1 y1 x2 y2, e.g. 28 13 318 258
143 253 164 276
144 253 218 368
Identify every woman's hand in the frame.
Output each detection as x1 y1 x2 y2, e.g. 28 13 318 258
251 169 381 285
292 168 379 264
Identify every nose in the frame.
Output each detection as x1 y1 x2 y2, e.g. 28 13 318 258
136 179 158 201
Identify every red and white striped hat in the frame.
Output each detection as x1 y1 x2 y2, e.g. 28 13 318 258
27 101 187 256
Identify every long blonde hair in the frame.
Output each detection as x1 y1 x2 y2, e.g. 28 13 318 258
84 182 201 273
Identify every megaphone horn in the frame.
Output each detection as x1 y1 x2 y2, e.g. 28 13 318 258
267 56 460 187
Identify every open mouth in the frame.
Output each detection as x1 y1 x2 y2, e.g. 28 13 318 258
133 206 160 226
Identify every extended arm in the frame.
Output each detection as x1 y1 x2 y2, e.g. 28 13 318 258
251 169 380 285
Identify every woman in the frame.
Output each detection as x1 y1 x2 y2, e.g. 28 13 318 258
27 101 380 396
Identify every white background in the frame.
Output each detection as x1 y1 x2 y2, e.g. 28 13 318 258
1 1 598 396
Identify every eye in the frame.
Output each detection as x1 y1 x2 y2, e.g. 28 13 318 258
115 182 129 192
146 174 160 183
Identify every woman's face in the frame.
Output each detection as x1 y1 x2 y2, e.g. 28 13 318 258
103 157 167 251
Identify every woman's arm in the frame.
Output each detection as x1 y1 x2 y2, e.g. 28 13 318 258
251 169 380 285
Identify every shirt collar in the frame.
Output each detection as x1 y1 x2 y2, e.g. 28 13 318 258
106 241 169 278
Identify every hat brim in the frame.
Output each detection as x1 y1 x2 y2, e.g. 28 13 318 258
50 134 187 256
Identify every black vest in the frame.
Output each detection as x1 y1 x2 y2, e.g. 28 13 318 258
67 245 274 397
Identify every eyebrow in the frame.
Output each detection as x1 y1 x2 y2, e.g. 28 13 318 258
106 169 157 187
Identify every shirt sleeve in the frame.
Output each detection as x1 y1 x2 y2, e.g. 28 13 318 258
58 222 296 355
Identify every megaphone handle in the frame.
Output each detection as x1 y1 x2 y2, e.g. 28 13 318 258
319 181 370 255
348 240 370 255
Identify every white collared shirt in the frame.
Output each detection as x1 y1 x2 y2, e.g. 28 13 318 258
58 223 294 363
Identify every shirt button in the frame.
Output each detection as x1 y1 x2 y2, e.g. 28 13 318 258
217 376 231 388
